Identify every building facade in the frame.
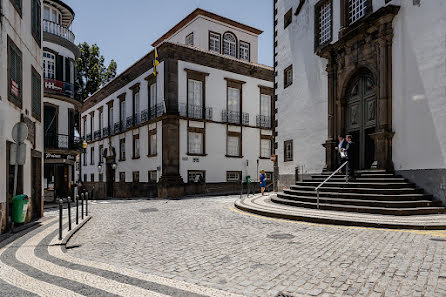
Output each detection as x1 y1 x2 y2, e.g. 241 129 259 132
81 9 274 198
41 0 81 203
274 0 446 203
0 0 44 233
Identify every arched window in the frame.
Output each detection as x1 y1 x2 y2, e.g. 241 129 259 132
223 33 237 58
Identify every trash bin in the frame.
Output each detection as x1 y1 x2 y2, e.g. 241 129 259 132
12 194 29 223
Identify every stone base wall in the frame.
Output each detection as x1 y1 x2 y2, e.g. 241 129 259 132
82 182 158 199
397 169 446 205
185 182 261 196
0 202 6 234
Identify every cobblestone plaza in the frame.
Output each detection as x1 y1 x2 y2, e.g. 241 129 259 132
2 196 446 296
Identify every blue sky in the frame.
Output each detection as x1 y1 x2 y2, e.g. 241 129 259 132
64 0 273 74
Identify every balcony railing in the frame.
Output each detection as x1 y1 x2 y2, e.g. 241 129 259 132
222 110 249 125
256 115 272 129
44 133 82 150
86 133 92 142
94 130 102 140
43 20 75 43
102 127 110 138
141 103 164 123
44 78 75 98
179 103 213 120
126 114 141 129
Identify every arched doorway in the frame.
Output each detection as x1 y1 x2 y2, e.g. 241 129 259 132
344 70 377 170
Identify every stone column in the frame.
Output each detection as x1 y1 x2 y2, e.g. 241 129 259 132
371 20 394 170
324 56 338 171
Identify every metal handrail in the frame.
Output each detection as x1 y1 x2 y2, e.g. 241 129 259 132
314 161 349 209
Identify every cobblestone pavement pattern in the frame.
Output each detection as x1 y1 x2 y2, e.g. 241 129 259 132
2 196 446 297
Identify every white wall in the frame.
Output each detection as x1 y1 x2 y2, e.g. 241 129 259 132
275 0 328 176
0 0 43 203
167 15 260 63
392 0 446 171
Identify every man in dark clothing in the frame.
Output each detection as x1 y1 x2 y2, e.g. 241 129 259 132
335 135 347 172
343 135 355 181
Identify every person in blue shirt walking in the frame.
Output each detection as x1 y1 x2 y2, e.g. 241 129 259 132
259 170 266 196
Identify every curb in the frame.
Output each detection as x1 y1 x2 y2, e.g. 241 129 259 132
235 197 446 231
58 216 92 247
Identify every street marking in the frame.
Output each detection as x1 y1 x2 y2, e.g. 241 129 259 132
16 222 170 297
52 247 247 297
229 205 446 238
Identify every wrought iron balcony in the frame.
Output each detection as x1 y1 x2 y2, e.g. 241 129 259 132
86 133 92 142
43 20 75 43
222 110 249 125
141 103 164 123
44 133 82 150
126 115 140 129
102 127 109 138
113 122 120 134
94 130 102 140
256 115 272 129
179 103 213 120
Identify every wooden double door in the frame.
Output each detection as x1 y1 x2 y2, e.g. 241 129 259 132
344 71 377 170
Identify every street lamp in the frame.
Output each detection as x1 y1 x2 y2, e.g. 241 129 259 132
82 140 87 150
111 161 117 170
98 163 103 172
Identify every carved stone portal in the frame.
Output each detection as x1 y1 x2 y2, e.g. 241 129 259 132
317 5 400 171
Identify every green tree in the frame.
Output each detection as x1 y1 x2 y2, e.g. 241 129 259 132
75 42 117 100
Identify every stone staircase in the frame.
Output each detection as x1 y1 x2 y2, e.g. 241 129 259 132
273 170 446 216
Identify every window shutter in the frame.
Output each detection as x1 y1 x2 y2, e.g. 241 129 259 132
65 57 71 83
32 70 41 119
56 54 63 81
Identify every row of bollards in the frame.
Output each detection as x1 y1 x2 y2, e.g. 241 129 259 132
58 192 89 241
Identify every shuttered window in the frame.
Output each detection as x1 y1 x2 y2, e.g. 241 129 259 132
8 37 23 108
31 67 42 120
31 0 41 45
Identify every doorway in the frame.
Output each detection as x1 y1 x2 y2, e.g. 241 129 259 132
344 70 377 170
106 163 114 197
31 152 42 220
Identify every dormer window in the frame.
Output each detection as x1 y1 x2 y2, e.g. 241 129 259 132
209 32 221 53
239 42 250 62
185 33 194 46
223 33 237 58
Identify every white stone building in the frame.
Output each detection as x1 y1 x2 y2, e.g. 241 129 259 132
81 9 274 198
0 0 44 232
274 0 446 203
41 0 81 203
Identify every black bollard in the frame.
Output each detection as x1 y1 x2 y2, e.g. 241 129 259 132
85 192 89 217
67 196 72 231
58 198 63 240
75 195 79 224
81 193 84 220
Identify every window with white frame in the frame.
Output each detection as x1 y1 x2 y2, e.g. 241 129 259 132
209 32 221 53
185 33 194 46
348 0 367 24
43 52 55 79
227 87 240 112
99 109 103 131
108 104 113 128
188 171 205 183
133 91 140 118
226 171 242 182
239 42 250 61
148 170 157 182
188 79 203 107
261 138 272 158
120 138 126 161
223 33 237 57
133 134 140 158
260 94 271 117
188 131 204 155
120 99 125 124
316 0 332 46
149 129 157 156
150 83 157 108
227 134 241 157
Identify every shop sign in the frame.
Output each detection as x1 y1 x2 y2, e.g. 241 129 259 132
45 153 76 160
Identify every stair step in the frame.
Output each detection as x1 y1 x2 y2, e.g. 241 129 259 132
271 196 446 216
308 177 407 183
297 182 415 189
311 173 398 179
283 189 433 202
291 185 424 195
277 192 441 208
